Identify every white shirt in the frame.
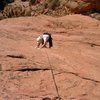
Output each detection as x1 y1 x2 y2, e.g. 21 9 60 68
42 34 49 42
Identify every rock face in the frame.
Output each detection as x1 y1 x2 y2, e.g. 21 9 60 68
65 0 100 13
0 15 100 100
3 0 31 18
1 0 100 18
0 12 5 20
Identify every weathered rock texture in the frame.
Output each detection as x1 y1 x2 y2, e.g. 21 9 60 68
0 15 100 100
3 0 31 18
1 0 100 19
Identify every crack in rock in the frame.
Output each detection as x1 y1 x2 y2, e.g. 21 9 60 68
22 94 40 99
67 72 100 83
16 68 50 72
42 97 60 100
42 97 51 100
67 40 100 47
56 71 100 83
2 68 50 72
0 64 2 71
20 94 60 100
86 42 100 47
6 54 26 59
79 41 100 47
66 72 100 83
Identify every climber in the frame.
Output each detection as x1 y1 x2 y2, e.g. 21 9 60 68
35 32 53 48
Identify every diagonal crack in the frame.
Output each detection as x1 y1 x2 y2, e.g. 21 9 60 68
67 72 100 83
55 71 100 83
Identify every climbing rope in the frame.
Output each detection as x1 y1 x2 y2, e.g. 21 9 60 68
44 49 61 100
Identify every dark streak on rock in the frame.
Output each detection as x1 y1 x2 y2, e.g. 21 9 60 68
42 97 51 100
6 54 26 59
85 42 100 47
0 64 2 71
67 72 100 83
21 94 41 99
80 42 100 47
16 68 49 72
66 40 100 47
55 71 100 83
90 43 100 47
